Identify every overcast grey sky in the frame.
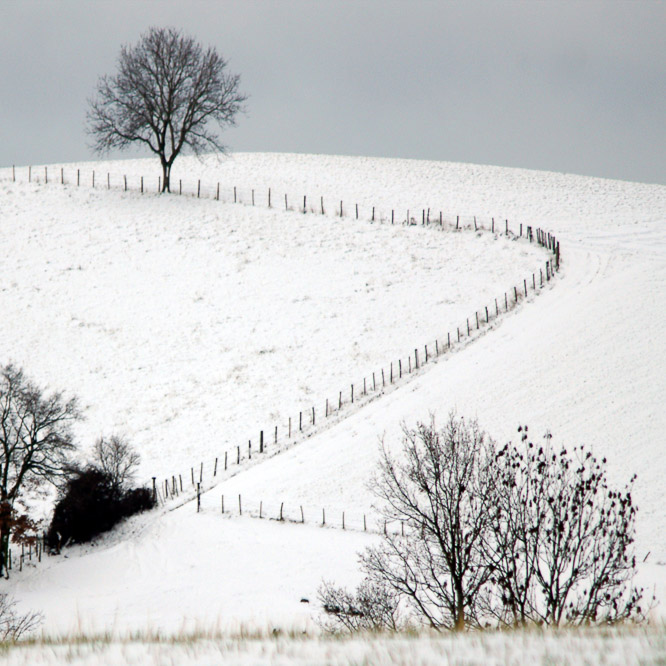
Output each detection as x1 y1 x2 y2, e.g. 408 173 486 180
1 0 665 184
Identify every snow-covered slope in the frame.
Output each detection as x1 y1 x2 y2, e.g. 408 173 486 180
1 153 665 642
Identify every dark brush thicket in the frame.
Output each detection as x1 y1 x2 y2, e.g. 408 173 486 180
47 467 154 550
320 415 651 632
47 435 154 551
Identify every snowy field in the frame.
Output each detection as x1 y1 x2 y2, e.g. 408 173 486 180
1 153 665 663
0 168 549 496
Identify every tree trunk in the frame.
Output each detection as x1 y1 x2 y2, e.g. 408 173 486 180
0 528 10 578
161 161 171 193
454 580 465 630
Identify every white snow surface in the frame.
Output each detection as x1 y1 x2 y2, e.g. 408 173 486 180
1 153 665 653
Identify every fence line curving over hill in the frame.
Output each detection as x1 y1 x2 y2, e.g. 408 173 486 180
3 164 561 520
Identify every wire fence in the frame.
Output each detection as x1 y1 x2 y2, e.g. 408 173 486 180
4 164 562 523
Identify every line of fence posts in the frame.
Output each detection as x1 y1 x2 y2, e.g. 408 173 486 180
216 493 407 535
152 232 560 507
8 167 561 506
5 532 48 577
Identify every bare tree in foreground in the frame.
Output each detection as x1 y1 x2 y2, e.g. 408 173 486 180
0 365 81 577
486 427 648 626
322 415 650 632
87 26 246 192
362 415 496 630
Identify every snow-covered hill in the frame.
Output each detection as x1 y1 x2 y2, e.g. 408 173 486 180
1 153 665 652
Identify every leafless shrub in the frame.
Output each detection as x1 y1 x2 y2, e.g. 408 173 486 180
317 578 401 633
0 593 42 641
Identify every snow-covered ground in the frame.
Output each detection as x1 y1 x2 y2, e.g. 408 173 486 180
0 169 549 495
1 153 665 662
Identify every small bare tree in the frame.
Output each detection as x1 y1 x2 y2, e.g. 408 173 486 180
0 365 81 577
0 594 42 641
87 27 247 192
362 415 496 631
92 435 140 495
318 578 402 633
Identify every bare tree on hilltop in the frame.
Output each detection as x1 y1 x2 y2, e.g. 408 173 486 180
87 26 246 192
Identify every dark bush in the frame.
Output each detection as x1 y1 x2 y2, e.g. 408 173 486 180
47 467 155 551
120 487 156 518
